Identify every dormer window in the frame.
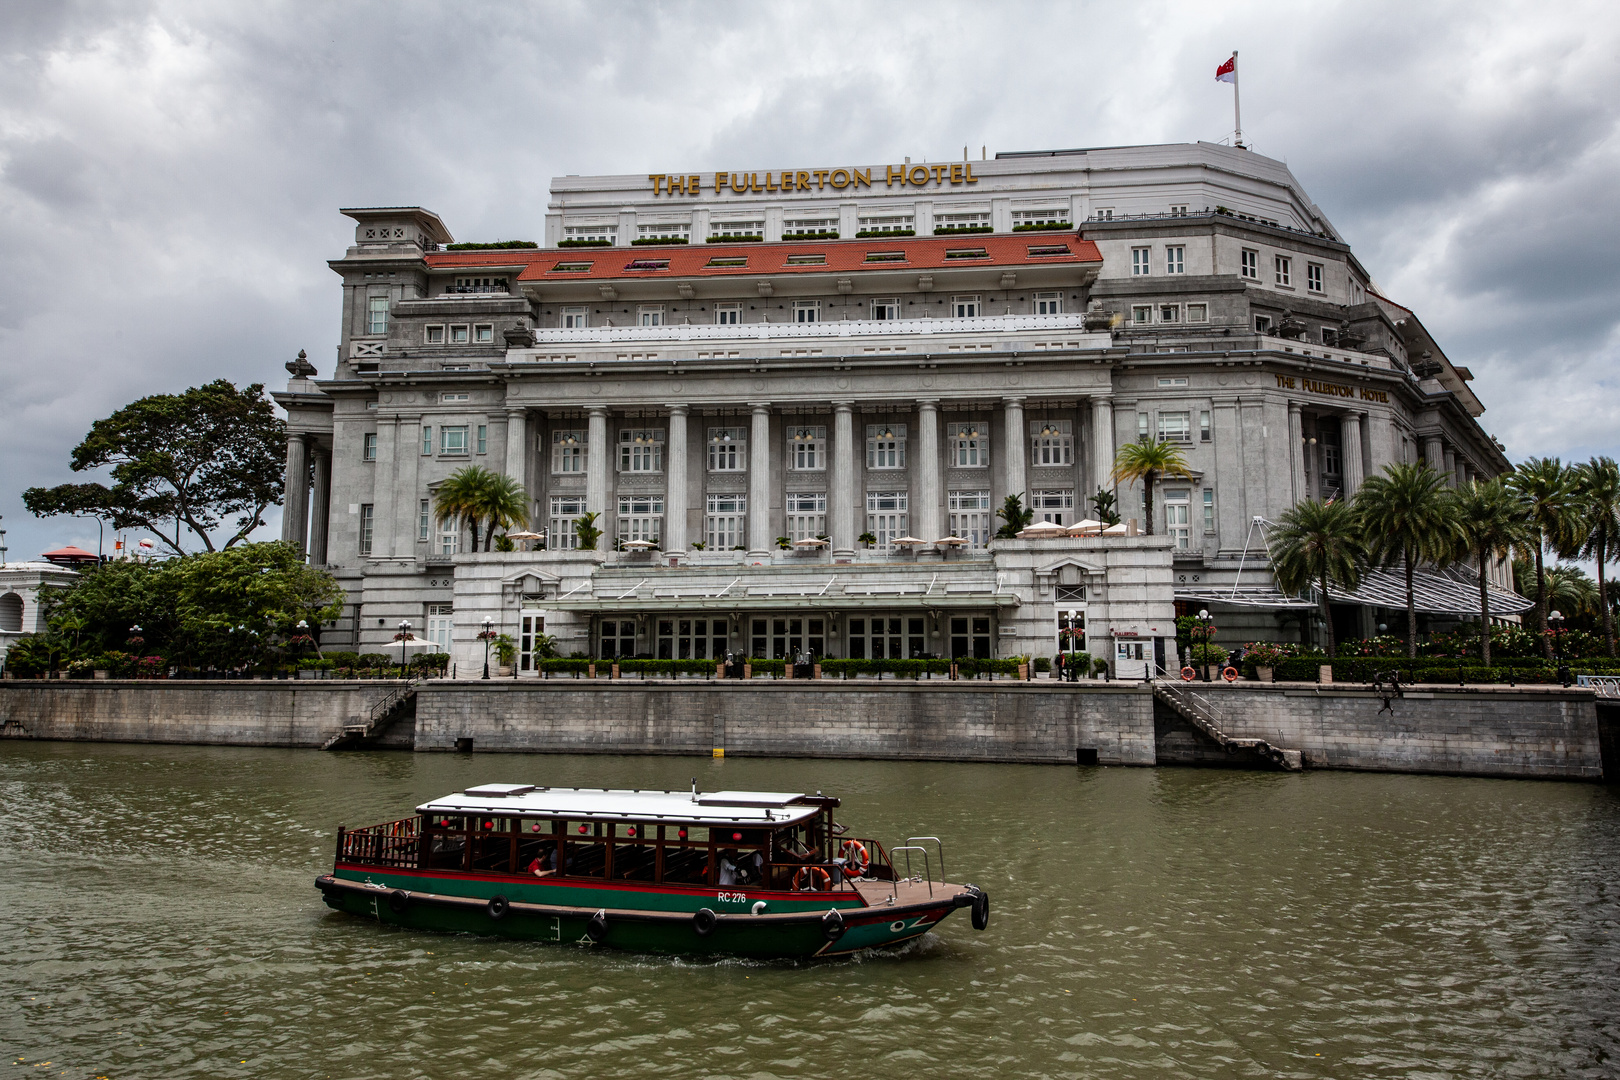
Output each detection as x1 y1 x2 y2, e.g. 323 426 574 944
626 258 670 271
864 251 906 263
944 247 989 260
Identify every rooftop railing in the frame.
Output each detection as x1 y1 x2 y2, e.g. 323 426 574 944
523 311 1104 347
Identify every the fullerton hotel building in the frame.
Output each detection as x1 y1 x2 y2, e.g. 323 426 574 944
276 141 1516 677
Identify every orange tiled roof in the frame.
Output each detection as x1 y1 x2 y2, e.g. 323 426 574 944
423 233 1101 282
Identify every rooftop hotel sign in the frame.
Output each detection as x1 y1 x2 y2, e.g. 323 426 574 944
1275 373 1390 403
648 164 981 196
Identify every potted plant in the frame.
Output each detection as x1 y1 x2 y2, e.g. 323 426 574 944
1243 641 1290 682
858 531 877 549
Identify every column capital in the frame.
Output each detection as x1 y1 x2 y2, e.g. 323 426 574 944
1001 395 1026 406
668 403 689 417
588 406 610 418
832 401 855 413
1287 400 1302 415
917 398 940 408
748 402 771 413
506 405 527 418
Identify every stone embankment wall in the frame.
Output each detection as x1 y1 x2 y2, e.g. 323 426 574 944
1156 682 1603 781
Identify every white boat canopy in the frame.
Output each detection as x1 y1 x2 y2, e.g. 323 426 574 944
416 786 830 827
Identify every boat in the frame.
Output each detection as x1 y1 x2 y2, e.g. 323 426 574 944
315 782 990 957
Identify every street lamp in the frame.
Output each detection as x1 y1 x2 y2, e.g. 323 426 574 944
481 616 495 680
1549 609 1569 686
1197 608 1213 682
398 620 413 678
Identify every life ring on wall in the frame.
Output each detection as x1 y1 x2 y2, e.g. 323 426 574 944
840 840 870 875
1180 666 1197 681
1222 666 1239 682
794 866 833 892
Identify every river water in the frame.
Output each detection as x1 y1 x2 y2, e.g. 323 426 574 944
3 743 1618 1079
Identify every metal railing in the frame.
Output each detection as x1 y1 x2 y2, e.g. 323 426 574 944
522 311 1103 347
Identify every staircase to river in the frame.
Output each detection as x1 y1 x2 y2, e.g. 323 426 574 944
1153 682 1303 771
321 680 417 751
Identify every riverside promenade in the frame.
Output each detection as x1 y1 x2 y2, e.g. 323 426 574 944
0 678 1608 782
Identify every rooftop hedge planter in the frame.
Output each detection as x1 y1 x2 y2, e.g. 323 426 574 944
705 235 763 243
445 240 539 250
1012 221 1072 232
558 239 613 248
932 225 993 235
855 229 915 238
631 237 690 245
782 230 839 241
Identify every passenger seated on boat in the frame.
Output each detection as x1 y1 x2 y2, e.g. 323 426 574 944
717 851 739 887
734 850 765 885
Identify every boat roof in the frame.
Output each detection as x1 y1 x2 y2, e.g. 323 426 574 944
415 786 831 827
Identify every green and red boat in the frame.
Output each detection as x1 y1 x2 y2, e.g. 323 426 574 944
316 782 989 957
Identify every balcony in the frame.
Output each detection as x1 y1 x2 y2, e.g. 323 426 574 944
520 311 1109 348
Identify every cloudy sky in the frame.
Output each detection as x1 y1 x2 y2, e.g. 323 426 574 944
3 0 1618 561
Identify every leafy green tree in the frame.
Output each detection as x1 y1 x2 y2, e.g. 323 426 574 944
23 380 285 555
1522 563 1599 619
1267 498 1364 659
1507 457 1582 659
1575 457 1620 657
433 467 487 551
1450 479 1530 665
1354 462 1458 659
994 493 1034 539
475 471 530 551
1090 488 1121 527
1110 441 1194 536
573 511 603 551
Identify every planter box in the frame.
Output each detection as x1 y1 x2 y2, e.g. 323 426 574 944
93 670 110 680
1319 664 1334 684
1256 665 1274 682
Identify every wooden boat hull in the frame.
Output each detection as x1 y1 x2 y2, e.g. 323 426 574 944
315 870 976 958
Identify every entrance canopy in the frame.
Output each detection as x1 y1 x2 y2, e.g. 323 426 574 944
1177 566 1532 616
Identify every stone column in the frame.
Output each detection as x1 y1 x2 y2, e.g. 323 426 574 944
587 408 610 524
1287 402 1305 504
1443 446 1457 487
1002 397 1026 505
1340 412 1364 497
505 408 528 490
830 402 856 557
396 416 420 554
371 418 398 558
308 444 330 565
1090 396 1114 508
747 403 772 557
1423 435 1445 474
665 405 689 556
281 434 309 553
915 400 941 542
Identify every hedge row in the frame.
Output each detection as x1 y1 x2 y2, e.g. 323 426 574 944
1269 656 1620 683
631 236 689 245
932 225 992 235
855 229 915 238
444 240 538 250
533 657 1028 679
781 230 839 241
705 235 763 243
1012 221 1072 232
557 239 612 248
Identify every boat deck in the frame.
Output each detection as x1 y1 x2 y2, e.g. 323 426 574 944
854 878 960 907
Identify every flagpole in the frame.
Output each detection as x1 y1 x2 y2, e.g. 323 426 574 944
1232 50 1244 149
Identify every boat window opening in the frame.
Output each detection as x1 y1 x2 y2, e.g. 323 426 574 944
423 815 469 871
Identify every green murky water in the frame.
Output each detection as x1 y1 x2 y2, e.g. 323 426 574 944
2 742 1617 1078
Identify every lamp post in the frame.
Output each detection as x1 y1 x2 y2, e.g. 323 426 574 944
1197 608 1213 682
398 620 413 679
1549 609 1569 686
481 616 494 680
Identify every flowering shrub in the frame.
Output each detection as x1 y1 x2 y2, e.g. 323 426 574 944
136 655 166 678
1241 641 1294 667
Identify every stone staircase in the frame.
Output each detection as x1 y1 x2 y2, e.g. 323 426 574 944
1153 681 1303 771
321 680 417 751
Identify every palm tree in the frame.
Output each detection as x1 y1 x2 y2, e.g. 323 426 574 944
1354 462 1458 659
432 467 486 551
1451 478 1528 665
1526 563 1599 618
1576 457 1620 657
994 493 1033 539
1111 440 1194 536
573 511 603 551
473 472 530 551
1267 499 1364 659
1506 457 1581 660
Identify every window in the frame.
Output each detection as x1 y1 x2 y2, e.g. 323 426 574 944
858 213 914 234
1012 208 1069 228
419 500 430 542
949 421 988 467
705 494 746 549
551 430 586 473
426 604 454 653
1186 303 1208 323
1322 326 1338 346
784 216 838 235
1157 411 1192 442
1307 262 1324 293
715 303 741 324
793 300 820 323
474 324 494 343
1031 420 1072 466
1322 431 1342 479
1157 377 1189 388
1093 207 1114 221
564 224 617 244
617 495 664 546
1030 489 1075 525
1166 246 1185 275
785 492 826 542
864 251 906 263
1028 244 1071 257
951 295 981 318
438 515 459 556
1132 248 1151 276
367 297 388 335
618 428 665 472
870 298 899 320
626 259 669 271
655 617 729 662
1170 204 1188 217
450 325 470 344
948 489 992 547
359 504 374 555
1200 410 1212 442
1254 315 1272 333
1137 413 1149 440
788 425 826 470
752 616 828 661
935 211 990 229
1159 304 1180 323
550 261 594 273
1274 255 1292 287
442 392 469 402
549 496 586 550
866 424 906 469
1035 292 1063 315
785 253 825 265
710 220 764 240
422 426 432 455
865 491 909 550
638 305 665 327
519 612 547 671
1131 304 1152 325
707 427 744 471
562 306 587 329
425 324 445 344
706 256 748 268
476 425 487 455
1164 488 1191 550
636 223 691 242
1241 249 1259 280
441 426 469 455
1203 488 1215 532
848 615 924 661
362 433 377 461
599 619 636 661
944 248 989 260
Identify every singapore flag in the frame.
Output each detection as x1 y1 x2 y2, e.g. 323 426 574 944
1215 56 1236 83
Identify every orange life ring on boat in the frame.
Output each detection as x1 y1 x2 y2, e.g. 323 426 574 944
794 866 832 892
1180 666 1197 681
840 840 870 875
1222 666 1239 682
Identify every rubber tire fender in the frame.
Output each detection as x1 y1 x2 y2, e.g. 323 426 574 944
388 889 410 914
487 894 510 920
971 891 991 931
693 907 718 937
587 911 608 942
822 908 847 942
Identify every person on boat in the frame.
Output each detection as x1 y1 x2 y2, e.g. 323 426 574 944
717 851 739 886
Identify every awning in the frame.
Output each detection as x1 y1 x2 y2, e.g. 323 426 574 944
1325 565 1533 616
1174 587 1318 610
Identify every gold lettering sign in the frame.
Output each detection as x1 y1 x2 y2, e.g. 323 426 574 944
648 164 979 196
1275 374 1390 403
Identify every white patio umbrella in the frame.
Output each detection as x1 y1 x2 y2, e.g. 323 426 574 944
505 531 544 540
891 536 927 547
1017 521 1067 538
622 539 656 549
793 537 831 547
1101 523 1130 535
933 536 968 546
1066 519 1104 536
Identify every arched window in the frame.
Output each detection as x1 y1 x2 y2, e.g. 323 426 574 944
0 593 23 633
